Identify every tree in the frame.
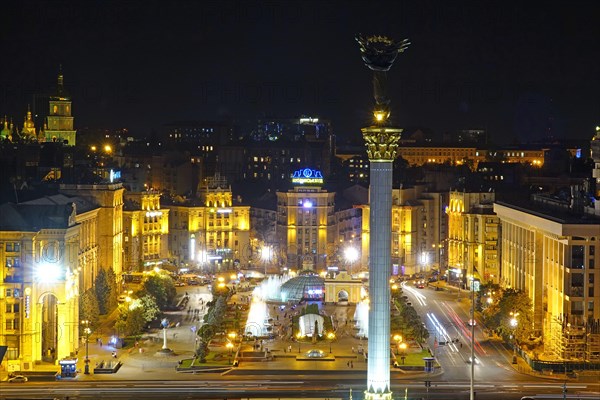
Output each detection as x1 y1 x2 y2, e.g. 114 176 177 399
94 268 110 315
114 295 160 337
106 267 119 310
142 273 176 309
79 288 100 328
485 288 534 342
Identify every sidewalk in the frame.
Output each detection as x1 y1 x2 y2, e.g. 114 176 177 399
70 289 437 381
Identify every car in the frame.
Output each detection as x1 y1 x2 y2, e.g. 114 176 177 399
468 356 480 364
417 284 425 289
117 295 127 303
8 375 28 383
467 319 477 326
174 281 185 287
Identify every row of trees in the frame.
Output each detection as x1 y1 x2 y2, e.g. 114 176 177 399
79 268 119 329
391 287 429 343
195 286 231 362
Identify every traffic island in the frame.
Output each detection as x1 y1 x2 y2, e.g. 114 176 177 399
155 348 175 357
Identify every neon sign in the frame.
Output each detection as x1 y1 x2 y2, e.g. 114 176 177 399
292 168 323 185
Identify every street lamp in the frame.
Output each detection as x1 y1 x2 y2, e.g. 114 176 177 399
226 342 234 365
399 342 407 364
81 319 91 374
393 334 402 355
327 332 335 353
296 332 302 354
510 311 519 364
344 247 359 274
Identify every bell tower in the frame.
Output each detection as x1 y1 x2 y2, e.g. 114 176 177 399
44 67 77 146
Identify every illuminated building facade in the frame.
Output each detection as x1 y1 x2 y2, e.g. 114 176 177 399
0 202 80 372
359 185 445 277
59 183 124 277
123 191 170 271
494 199 600 362
165 175 250 271
17 194 100 292
276 168 335 271
447 191 499 285
397 144 572 169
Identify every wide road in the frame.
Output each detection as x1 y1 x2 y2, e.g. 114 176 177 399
401 281 529 383
1 377 598 400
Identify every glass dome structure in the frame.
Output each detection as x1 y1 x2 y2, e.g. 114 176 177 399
279 271 325 302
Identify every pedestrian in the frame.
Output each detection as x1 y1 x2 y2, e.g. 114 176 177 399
351 361 354 368
347 361 350 367
352 346 355 353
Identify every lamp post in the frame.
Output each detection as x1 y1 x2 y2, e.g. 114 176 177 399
161 318 169 350
510 312 519 364
226 342 234 365
399 342 407 364
81 319 91 374
344 247 359 275
393 334 402 355
469 274 475 400
327 332 335 353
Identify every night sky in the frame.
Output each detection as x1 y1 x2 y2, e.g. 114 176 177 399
1 0 599 144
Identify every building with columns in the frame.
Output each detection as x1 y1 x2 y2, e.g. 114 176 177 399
494 197 600 361
123 190 170 272
276 168 335 271
358 185 446 278
165 174 250 272
59 183 124 278
0 202 80 372
447 190 499 285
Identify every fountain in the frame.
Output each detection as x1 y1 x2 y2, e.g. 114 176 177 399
244 274 292 337
354 299 369 338
254 273 292 302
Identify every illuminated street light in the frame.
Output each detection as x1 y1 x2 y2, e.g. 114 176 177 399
327 332 335 353
399 342 407 364
344 246 359 273
226 342 234 364
510 311 519 364
393 334 402 355
81 319 91 374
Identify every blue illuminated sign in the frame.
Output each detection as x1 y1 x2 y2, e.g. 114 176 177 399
292 168 324 185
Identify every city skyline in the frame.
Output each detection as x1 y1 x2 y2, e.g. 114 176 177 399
1 0 598 144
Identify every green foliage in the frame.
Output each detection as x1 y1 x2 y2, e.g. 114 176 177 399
483 288 534 342
106 268 119 310
138 294 161 322
79 288 100 328
195 340 209 362
142 273 176 309
301 303 319 316
94 268 110 315
391 298 429 343
115 304 146 336
114 295 159 337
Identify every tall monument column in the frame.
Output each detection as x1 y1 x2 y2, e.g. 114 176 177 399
356 34 409 400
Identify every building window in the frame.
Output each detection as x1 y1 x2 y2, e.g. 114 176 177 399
571 246 584 269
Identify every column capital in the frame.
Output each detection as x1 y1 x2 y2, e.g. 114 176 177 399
361 126 403 161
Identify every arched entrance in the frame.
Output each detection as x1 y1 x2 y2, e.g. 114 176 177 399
41 293 58 363
337 290 349 302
